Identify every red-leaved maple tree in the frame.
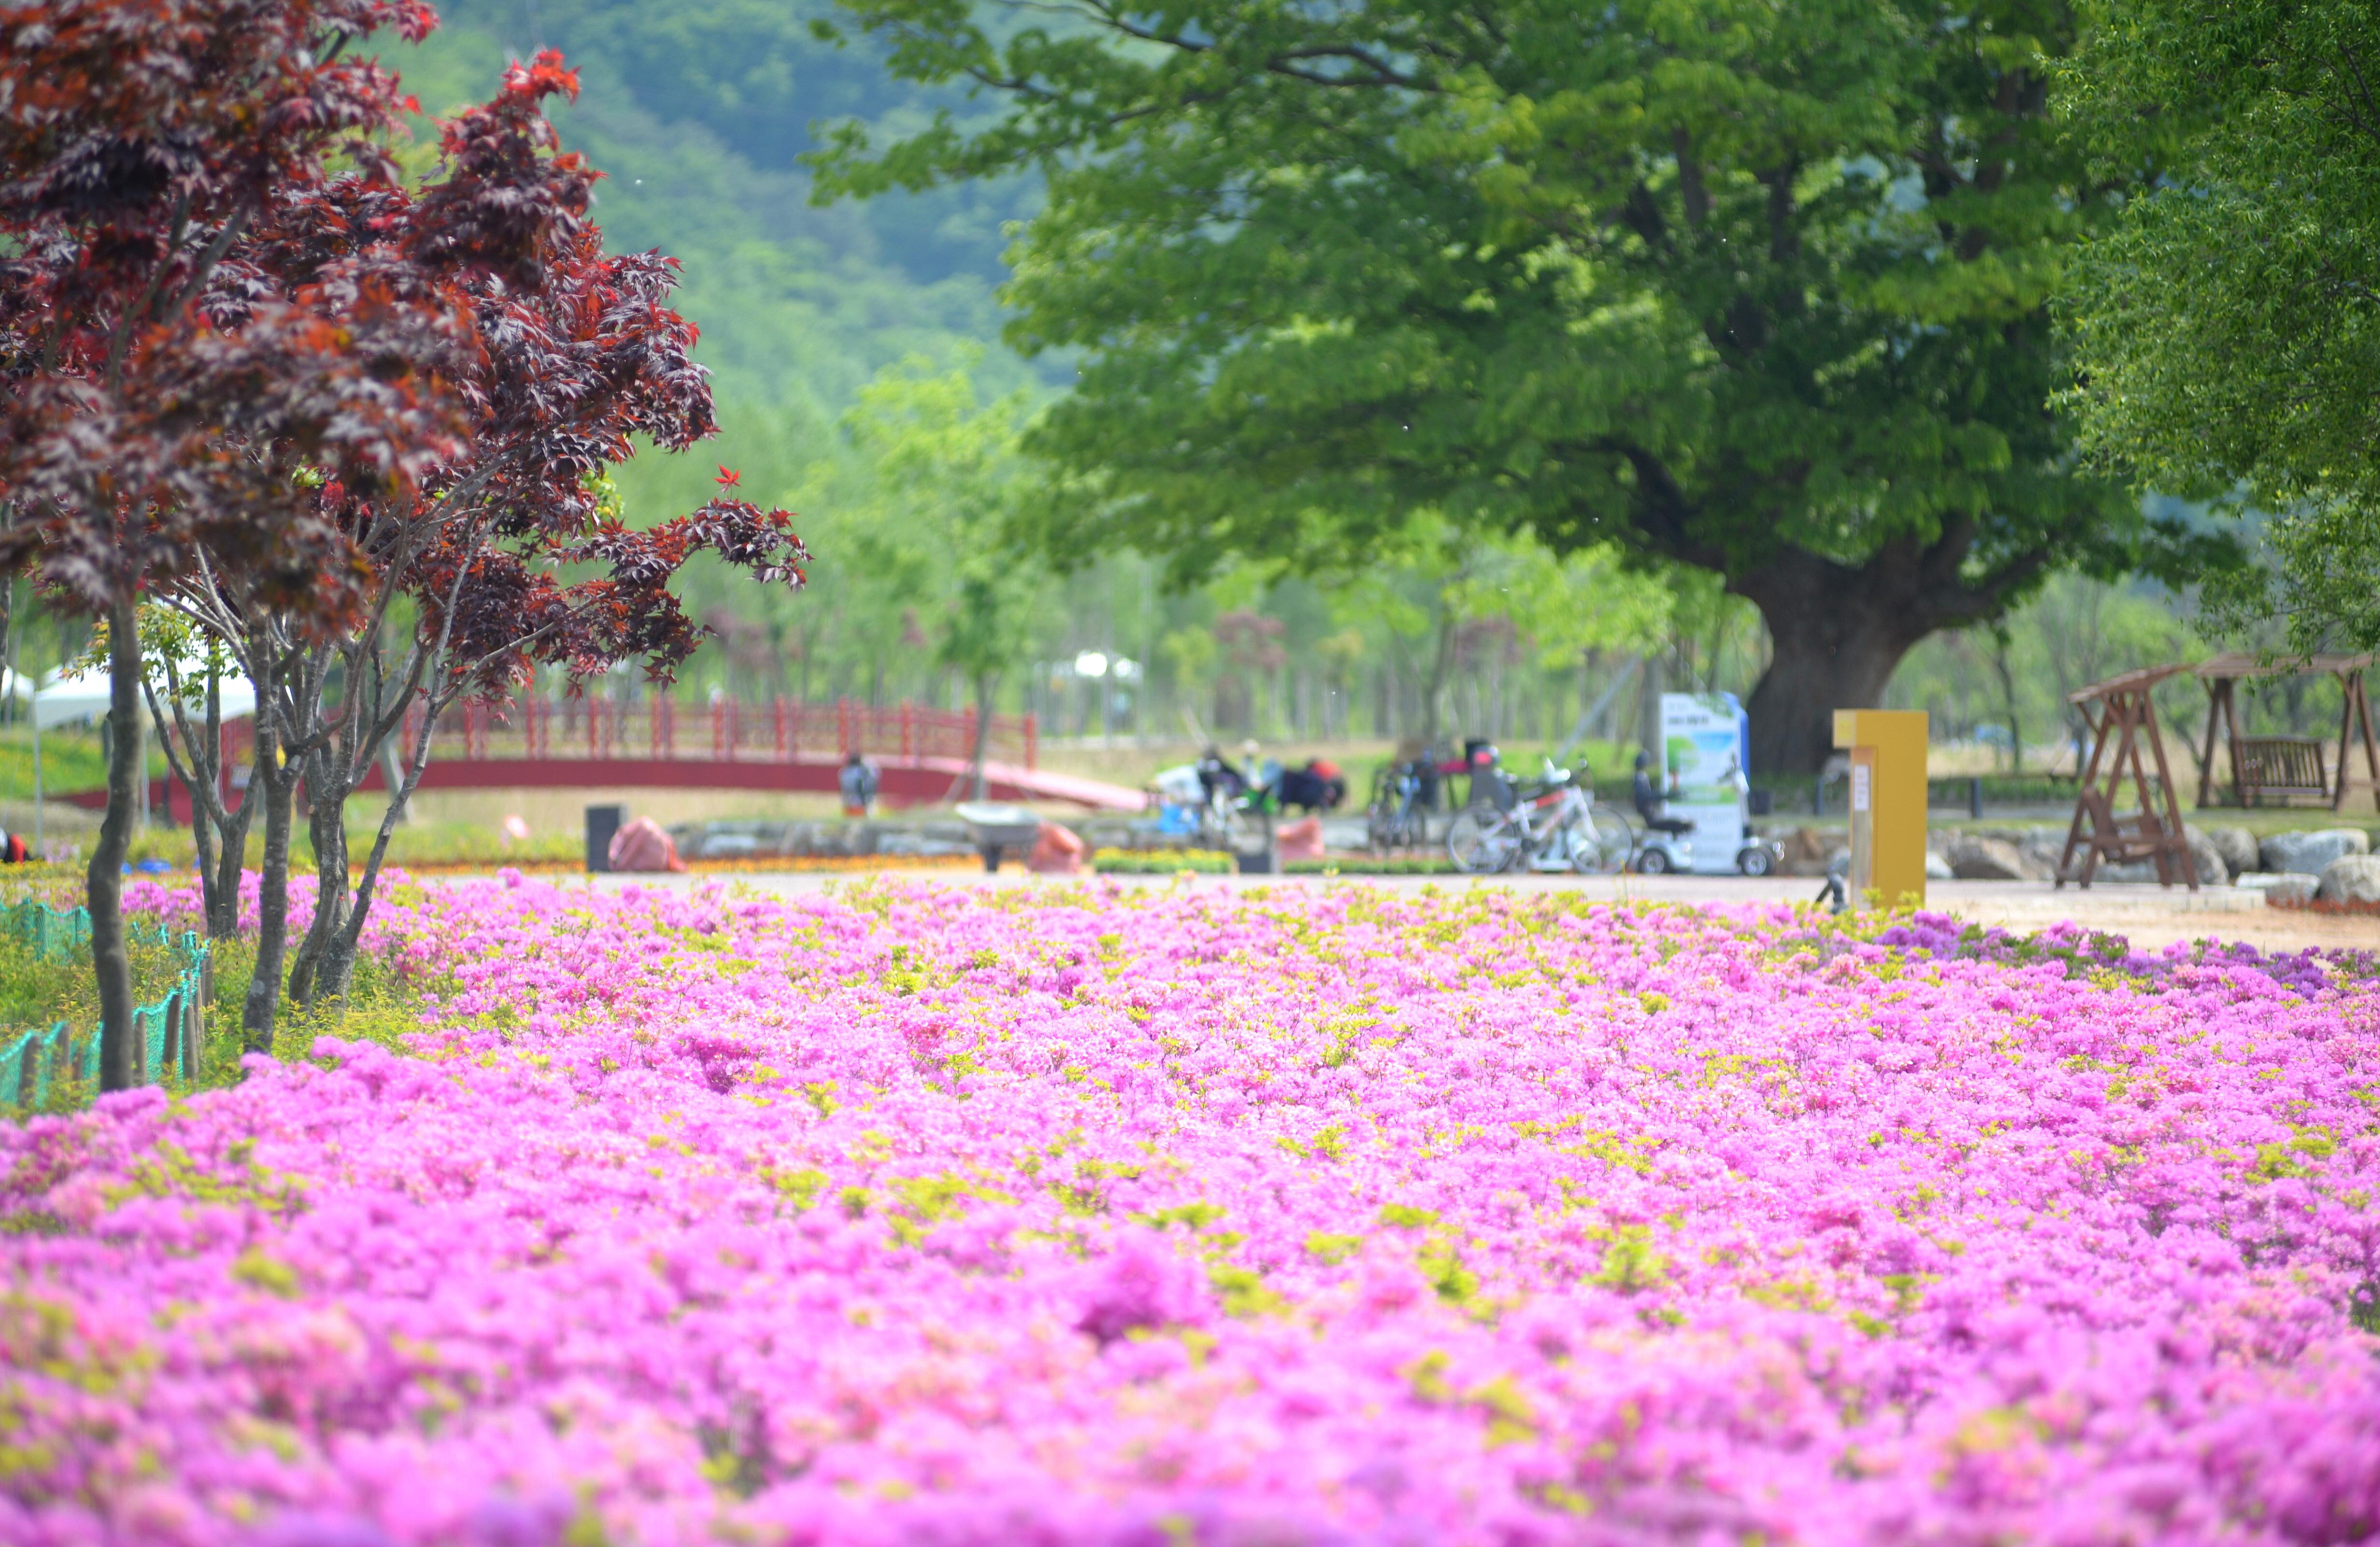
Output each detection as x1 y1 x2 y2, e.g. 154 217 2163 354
0 0 460 1087
156 55 808 1032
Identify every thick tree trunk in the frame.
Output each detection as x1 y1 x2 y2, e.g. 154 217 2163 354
241 734 296 1054
87 592 142 1093
1737 554 1937 775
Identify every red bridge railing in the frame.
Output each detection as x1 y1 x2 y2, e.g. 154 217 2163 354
401 695 1039 771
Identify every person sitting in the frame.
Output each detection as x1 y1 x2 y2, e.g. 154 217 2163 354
1195 746 1248 806
1275 758 1346 812
1631 750 1693 837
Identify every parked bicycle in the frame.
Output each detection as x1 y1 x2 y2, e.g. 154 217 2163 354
1365 755 1434 853
1445 759 1635 875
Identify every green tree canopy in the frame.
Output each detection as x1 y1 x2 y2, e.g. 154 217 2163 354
2060 0 2380 655
814 0 2228 771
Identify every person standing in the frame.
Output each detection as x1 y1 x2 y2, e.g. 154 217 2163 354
838 752 879 818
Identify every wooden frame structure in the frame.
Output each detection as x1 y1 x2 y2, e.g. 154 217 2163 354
2194 652 2380 811
2056 666 2198 891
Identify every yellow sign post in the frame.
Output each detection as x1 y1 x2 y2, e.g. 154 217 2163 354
1832 709 1929 908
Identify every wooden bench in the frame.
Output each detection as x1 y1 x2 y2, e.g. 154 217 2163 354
2236 736 2328 805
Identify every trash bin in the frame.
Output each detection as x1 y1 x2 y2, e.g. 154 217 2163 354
586 805 623 874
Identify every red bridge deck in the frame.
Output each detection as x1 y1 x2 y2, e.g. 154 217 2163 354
84 696 1150 816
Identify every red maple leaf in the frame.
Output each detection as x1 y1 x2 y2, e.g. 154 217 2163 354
715 465 741 489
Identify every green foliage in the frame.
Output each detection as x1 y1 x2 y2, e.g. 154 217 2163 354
1092 851 1233 874
1892 573 2210 762
814 0 2234 769
674 355 1057 712
2059 0 2380 655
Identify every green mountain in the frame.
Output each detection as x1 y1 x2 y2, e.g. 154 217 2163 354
386 0 1048 417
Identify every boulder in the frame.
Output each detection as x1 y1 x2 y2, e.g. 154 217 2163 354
1944 834 2042 881
2259 827 2370 876
2180 826 2231 887
2317 854 2380 905
2019 829 2069 873
1925 851 1954 881
2204 825 2260 878
2264 874 2319 908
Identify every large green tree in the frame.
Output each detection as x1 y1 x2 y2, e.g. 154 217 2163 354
2061 0 2380 654
815 0 2225 771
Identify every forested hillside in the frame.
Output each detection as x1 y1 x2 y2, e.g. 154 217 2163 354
386 0 1047 414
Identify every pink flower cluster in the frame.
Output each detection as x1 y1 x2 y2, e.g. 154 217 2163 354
5 875 2379 1546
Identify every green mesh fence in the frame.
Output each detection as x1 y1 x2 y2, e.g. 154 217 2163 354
0 900 211 1111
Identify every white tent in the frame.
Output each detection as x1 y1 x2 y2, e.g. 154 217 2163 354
2 665 256 730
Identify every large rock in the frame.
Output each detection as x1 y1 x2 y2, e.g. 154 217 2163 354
1944 833 2049 881
2204 825 2261 878
2180 826 2231 887
2019 828 2071 874
1925 851 1954 881
2265 874 2319 907
2260 827 2371 876
2317 854 2380 905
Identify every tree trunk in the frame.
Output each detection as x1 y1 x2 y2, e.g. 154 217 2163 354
206 693 259 942
148 644 262 942
241 730 296 1054
1639 653 1665 762
286 750 350 1009
970 671 995 800
1991 635 2024 775
86 591 141 1093
318 681 438 1003
1738 555 1934 775
1420 610 1455 748
320 775 399 1001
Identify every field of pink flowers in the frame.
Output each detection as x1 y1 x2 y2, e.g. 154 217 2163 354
4 874 2379 1546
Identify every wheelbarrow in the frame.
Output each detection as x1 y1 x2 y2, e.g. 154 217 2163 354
955 802 1043 873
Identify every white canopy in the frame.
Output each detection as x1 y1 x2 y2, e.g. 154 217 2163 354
2 665 257 730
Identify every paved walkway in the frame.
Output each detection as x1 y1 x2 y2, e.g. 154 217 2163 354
557 868 2377 954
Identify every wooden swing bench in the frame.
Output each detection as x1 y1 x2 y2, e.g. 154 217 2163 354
2069 789 2194 886
2195 652 2379 809
2057 665 2197 890
2232 736 2329 805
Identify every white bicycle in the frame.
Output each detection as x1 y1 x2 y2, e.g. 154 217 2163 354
1445 762 1635 875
